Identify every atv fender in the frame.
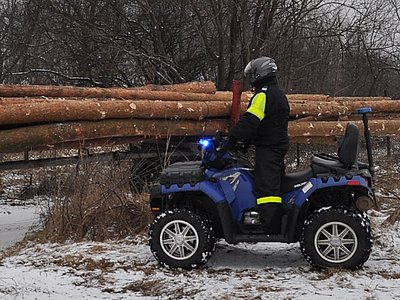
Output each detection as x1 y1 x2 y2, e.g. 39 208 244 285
158 180 232 204
284 175 371 208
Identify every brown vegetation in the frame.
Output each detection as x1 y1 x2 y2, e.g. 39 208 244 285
33 161 151 242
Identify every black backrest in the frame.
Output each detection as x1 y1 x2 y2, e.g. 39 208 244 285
338 122 359 166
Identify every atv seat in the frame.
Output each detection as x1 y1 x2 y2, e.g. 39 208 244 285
311 122 359 175
281 167 313 194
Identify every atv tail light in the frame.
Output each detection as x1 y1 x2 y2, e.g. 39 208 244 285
347 180 360 186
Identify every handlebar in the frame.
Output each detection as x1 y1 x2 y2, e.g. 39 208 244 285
198 133 237 170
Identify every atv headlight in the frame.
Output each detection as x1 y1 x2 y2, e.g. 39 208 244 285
199 139 211 148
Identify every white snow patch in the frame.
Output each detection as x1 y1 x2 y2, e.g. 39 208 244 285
0 205 40 251
0 215 399 299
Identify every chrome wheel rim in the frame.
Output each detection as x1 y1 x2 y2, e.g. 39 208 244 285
160 220 199 260
314 221 358 263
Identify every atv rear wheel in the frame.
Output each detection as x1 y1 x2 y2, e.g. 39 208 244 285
149 209 215 269
300 207 372 270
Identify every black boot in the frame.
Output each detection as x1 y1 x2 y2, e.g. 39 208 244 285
258 203 283 234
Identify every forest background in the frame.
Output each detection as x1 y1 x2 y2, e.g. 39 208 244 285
1 0 400 97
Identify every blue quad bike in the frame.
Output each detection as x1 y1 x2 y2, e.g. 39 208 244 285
149 108 376 270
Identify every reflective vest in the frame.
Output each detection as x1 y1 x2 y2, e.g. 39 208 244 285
230 76 290 149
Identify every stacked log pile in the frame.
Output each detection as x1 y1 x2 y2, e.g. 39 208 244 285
0 81 399 153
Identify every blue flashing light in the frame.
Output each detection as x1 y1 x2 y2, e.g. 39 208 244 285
199 139 211 148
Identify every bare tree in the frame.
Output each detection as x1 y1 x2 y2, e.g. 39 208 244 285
1 0 400 97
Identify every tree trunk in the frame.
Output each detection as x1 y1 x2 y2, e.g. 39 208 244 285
288 119 400 137
0 100 233 126
2 98 399 127
341 100 400 113
0 81 217 98
286 95 391 102
288 102 349 119
1 118 399 153
0 90 236 102
0 119 230 153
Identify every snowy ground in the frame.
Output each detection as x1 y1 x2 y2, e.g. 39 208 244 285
0 205 39 251
0 210 399 300
0 149 399 299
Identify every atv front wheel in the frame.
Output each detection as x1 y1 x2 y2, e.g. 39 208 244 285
149 209 215 269
300 207 372 270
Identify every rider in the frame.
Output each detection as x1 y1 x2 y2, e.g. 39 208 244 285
221 56 290 234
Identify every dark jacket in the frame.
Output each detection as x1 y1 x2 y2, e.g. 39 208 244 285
229 76 290 149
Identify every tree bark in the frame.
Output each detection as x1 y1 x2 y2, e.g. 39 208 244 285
1 98 399 127
0 100 233 126
1 118 399 153
288 102 349 119
286 95 391 102
0 119 230 153
287 94 329 101
290 136 338 145
342 100 400 113
288 119 400 137
138 81 216 93
0 90 236 102
0 81 217 98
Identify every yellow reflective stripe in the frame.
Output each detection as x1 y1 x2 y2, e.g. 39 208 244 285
257 196 282 205
247 93 266 120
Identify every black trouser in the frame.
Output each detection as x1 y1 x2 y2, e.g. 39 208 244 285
254 146 287 232
254 146 287 198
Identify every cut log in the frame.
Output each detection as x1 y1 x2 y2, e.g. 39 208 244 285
344 113 400 121
289 102 349 118
214 93 393 106
0 99 353 127
0 119 230 153
331 96 392 101
215 91 253 102
288 119 400 137
0 81 216 98
2 98 399 127
1 97 399 126
0 90 234 102
1 118 399 153
30 137 147 151
290 136 338 145
0 100 233 126
342 100 400 113
287 94 330 101
140 81 216 94
238 101 349 119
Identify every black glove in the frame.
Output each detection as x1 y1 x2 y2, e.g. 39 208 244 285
237 141 250 154
204 157 229 170
218 136 237 157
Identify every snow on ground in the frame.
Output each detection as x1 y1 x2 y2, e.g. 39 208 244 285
0 211 399 300
0 154 399 299
0 205 40 251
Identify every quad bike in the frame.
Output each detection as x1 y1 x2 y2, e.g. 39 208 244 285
149 107 376 270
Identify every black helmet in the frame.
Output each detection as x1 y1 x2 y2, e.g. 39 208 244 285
244 56 277 86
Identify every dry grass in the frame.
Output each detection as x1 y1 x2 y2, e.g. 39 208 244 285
29 159 152 242
382 207 400 226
